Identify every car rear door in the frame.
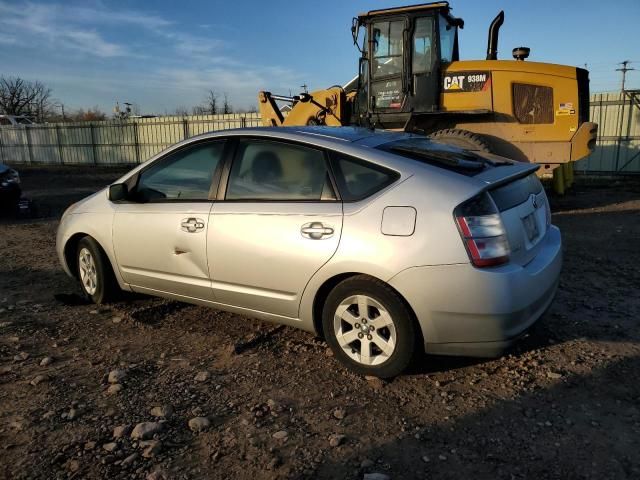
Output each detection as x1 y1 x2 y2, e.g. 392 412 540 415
112 139 227 299
208 138 342 318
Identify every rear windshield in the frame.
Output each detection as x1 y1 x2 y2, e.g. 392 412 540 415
489 173 543 211
376 137 509 176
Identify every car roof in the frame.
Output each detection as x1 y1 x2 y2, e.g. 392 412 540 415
205 126 416 148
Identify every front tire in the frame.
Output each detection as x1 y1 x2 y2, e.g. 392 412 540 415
322 275 419 378
76 236 119 304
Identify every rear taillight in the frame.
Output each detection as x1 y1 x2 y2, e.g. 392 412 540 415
455 193 510 267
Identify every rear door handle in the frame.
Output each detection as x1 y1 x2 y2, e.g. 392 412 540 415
301 222 334 240
181 217 205 233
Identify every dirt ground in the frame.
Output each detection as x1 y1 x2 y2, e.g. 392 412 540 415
0 166 639 480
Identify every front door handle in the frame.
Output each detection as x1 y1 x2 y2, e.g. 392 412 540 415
181 217 205 233
301 222 334 240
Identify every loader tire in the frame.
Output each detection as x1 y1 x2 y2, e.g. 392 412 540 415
428 129 491 153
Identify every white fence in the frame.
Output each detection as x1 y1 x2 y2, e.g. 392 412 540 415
0 113 262 166
2 93 639 174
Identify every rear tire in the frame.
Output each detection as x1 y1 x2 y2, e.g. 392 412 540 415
428 128 491 152
322 275 419 378
76 236 119 304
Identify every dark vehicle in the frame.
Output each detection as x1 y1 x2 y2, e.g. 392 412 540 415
0 163 21 210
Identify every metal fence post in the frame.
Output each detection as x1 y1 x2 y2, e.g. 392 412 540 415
133 122 141 164
55 125 64 165
241 116 246 128
0 131 4 164
182 118 189 140
90 123 98 165
24 126 33 164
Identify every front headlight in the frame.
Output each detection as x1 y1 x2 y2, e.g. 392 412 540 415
1 169 20 186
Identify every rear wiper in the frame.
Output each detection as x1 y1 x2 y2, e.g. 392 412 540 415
390 146 486 171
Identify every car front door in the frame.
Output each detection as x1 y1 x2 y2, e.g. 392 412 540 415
112 140 226 300
208 138 343 318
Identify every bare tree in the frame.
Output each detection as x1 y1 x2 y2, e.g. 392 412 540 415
173 105 190 116
70 106 107 122
205 90 218 115
222 92 233 115
191 105 207 115
0 76 53 122
236 105 258 114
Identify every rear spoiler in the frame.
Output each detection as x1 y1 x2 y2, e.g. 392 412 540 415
474 162 539 190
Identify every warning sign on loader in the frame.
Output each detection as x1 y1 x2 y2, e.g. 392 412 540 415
442 71 491 93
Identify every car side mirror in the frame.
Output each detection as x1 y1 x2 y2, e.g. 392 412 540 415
108 183 128 202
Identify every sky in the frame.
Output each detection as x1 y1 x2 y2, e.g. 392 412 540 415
1 0 639 115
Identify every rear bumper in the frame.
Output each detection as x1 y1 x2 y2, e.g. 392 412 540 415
388 226 562 357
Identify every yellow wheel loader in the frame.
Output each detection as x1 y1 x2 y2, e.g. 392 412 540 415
258 2 597 193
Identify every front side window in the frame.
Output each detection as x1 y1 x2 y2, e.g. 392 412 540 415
135 141 225 202
412 17 435 74
331 152 399 201
372 20 404 78
226 140 335 201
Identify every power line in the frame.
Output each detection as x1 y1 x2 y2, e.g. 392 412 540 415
616 60 635 92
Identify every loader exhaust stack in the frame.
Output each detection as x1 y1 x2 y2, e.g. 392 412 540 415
486 11 504 60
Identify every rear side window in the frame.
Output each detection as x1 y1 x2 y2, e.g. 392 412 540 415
330 152 399 201
226 139 336 201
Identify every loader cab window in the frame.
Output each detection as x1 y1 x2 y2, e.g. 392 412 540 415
412 17 435 74
372 20 404 78
439 15 457 63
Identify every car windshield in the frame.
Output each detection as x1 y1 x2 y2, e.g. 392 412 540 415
15 117 32 125
377 137 509 175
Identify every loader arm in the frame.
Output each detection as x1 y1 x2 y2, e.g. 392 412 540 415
258 87 348 127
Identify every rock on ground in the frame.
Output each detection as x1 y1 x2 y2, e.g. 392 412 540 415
188 417 211 432
130 422 163 440
108 369 127 384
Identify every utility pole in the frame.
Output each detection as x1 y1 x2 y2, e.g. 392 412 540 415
616 60 635 92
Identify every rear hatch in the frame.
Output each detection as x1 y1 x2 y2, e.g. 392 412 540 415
377 138 550 267
477 165 550 267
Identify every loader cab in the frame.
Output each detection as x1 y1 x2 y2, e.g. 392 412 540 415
353 2 463 128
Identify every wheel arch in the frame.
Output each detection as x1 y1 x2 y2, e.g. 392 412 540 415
311 272 424 351
64 233 121 287
64 232 91 280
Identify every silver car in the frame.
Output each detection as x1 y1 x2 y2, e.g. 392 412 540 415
56 127 561 378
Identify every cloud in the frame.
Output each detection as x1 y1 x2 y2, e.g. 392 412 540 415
0 1 129 57
0 1 307 111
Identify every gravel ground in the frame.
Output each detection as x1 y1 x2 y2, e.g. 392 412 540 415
0 167 639 480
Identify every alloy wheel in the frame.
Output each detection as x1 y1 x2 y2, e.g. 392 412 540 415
78 247 98 295
333 294 397 366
